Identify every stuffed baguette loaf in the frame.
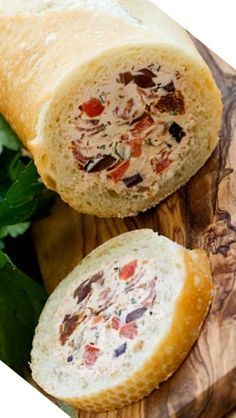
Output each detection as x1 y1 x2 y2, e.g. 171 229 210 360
0 0 222 217
31 229 213 412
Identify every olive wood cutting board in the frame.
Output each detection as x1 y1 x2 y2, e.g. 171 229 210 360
33 38 236 418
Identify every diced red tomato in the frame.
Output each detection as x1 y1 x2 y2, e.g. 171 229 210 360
92 315 103 326
130 137 142 157
151 157 171 174
112 316 121 330
119 260 138 281
81 98 105 118
84 344 100 366
119 322 137 339
107 160 130 183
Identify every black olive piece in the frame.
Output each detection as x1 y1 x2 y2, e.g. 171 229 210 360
126 307 147 323
139 68 156 78
133 74 156 89
168 122 186 143
123 174 143 188
113 343 127 358
85 155 117 173
163 81 175 92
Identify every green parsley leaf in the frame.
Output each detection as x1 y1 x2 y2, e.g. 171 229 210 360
0 222 30 239
0 250 47 375
0 161 45 227
0 115 21 154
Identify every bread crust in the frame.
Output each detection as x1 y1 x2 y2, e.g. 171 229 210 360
0 3 222 217
0 4 201 143
31 229 212 412
59 248 212 412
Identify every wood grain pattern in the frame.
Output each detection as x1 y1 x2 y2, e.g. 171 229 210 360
33 39 236 418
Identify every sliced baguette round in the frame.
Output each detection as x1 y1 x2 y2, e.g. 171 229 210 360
0 1 222 217
31 229 213 412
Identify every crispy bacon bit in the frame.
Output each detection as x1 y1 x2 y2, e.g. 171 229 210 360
84 344 100 366
126 307 147 323
107 160 130 183
113 342 127 358
76 124 103 133
123 99 134 119
130 137 142 157
119 71 134 86
119 322 137 339
112 316 121 330
169 122 186 143
131 113 154 134
143 277 157 307
80 98 105 117
113 99 134 120
73 271 104 304
163 81 175 92
60 313 85 346
123 173 143 188
156 91 185 114
156 121 168 136
70 141 88 167
119 260 138 280
84 155 117 173
151 155 171 174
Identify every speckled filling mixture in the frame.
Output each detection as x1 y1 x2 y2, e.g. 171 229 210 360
56 254 184 390
68 64 191 192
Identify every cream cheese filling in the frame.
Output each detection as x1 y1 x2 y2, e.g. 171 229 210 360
53 250 184 394
68 62 194 193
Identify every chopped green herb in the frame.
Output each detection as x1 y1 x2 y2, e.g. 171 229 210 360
99 93 106 104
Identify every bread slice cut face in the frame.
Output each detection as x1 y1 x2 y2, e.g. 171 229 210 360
31 229 213 412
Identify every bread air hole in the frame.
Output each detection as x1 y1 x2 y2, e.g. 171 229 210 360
45 174 57 190
50 163 57 174
107 189 120 199
41 154 49 166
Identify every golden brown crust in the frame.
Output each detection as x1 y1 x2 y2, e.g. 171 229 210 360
61 249 213 412
0 6 222 218
0 10 146 143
